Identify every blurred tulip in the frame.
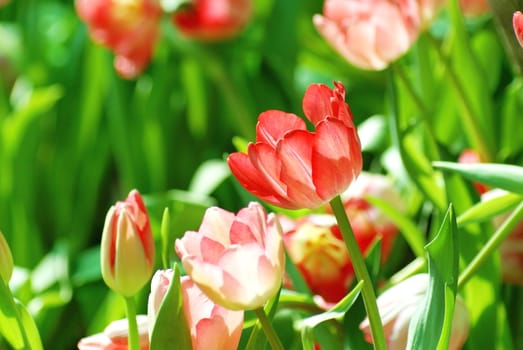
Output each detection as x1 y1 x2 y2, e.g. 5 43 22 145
457 149 489 194
459 0 489 17
360 274 470 350
75 0 162 78
0 231 13 283
228 82 362 210
77 316 149 350
418 0 445 25
515 11 523 48
175 202 284 310
283 214 354 304
172 0 252 41
148 270 244 350
313 0 421 70
337 172 403 260
100 190 155 297
0 0 10 7
481 189 523 285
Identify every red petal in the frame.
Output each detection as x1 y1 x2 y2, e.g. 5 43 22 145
256 110 307 147
312 118 362 200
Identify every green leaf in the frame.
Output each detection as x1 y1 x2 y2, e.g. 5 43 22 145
188 159 230 196
457 191 522 226
150 264 192 350
433 161 523 195
407 205 458 350
160 208 171 270
16 300 43 350
298 281 363 350
0 278 29 349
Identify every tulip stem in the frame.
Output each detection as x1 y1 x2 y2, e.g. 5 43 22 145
458 200 523 289
124 296 140 350
253 307 285 350
330 195 387 350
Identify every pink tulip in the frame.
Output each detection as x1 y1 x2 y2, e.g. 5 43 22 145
481 189 523 285
313 0 421 70
360 274 470 350
148 270 244 350
172 0 252 41
175 202 285 310
100 190 155 297
459 0 489 17
514 11 523 48
76 0 162 78
227 82 362 210
77 316 149 350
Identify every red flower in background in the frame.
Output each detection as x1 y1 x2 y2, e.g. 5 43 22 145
76 0 162 79
457 149 489 194
459 0 489 17
514 11 523 48
172 0 252 41
228 82 362 210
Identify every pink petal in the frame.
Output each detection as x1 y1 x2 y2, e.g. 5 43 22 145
514 11 523 48
198 207 236 246
256 110 307 146
278 130 324 209
312 118 361 200
230 203 267 245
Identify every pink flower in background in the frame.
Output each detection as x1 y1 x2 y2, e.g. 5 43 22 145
360 274 470 350
482 189 523 285
459 0 489 17
77 316 149 350
148 270 243 350
458 149 489 194
514 11 523 48
175 202 284 310
228 82 362 210
100 190 155 297
76 0 162 79
172 0 252 41
313 0 421 70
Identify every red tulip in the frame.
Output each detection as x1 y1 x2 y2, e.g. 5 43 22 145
227 82 362 210
313 0 421 70
100 190 155 297
172 0 252 41
514 11 523 48
76 0 162 79
77 316 149 350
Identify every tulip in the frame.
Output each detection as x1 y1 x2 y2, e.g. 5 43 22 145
75 0 162 79
227 82 362 210
459 0 489 17
77 316 149 350
175 202 284 310
481 189 523 285
0 231 13 283
148 270 243 350
360 274 470 350
313 0 421 70
418 0 445 25
282 214 354 304
514 11 523 48
100 189 155 297
172 0 252 41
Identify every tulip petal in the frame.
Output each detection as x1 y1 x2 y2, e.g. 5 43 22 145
278 130 324 209
256 110 307 146
312 118 361 200
197 207 235 246
230 203 267 245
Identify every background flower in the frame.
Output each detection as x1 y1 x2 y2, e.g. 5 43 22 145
77 316 149 350
514 11 523 48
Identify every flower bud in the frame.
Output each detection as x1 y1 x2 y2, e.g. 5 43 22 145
100 190 155 297
0 231 13 283
514 11 523 48
360 274 470 350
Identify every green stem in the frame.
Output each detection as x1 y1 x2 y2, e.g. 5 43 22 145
330 196 387 350
124 296 140 350
253 307 285 350
458 201 523 289
0 278 32 349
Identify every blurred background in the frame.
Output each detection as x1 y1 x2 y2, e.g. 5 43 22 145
0 0 522 348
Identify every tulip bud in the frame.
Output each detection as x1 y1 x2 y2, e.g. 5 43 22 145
514 11 523 48
101 190 155 297
0 231 13 283
360 274 470 350
77 315 149 350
